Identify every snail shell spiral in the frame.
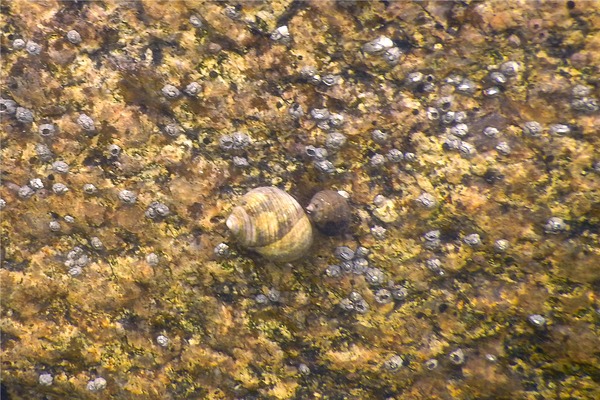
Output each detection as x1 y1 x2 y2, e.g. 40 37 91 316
226 187 313 262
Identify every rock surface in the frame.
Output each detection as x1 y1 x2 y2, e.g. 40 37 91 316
1 1 599 399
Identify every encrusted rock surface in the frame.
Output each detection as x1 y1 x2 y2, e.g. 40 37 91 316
1 1 599 399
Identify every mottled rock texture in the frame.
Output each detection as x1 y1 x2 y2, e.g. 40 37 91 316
1 1 599 399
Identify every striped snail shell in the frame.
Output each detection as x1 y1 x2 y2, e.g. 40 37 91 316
226 187 313 262
306 190 351 235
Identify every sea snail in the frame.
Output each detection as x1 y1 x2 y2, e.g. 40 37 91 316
226 187 313 262
306 190 351 236
226 187 351 261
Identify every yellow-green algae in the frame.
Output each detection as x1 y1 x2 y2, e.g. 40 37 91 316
1 0 599 399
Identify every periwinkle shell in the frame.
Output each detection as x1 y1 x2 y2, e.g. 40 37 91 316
306 190 351 235
226 187 313 262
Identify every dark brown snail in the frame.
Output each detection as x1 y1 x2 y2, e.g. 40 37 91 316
226 187 313 262
306 190 351 236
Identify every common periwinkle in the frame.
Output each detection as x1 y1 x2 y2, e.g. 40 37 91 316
226 187 313 262
226 187 352 261
306 190 351 235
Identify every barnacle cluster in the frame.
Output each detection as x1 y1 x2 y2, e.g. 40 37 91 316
1 1 600 399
